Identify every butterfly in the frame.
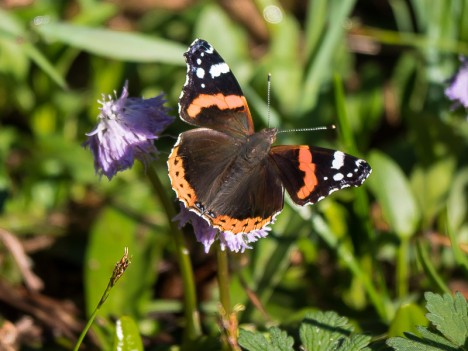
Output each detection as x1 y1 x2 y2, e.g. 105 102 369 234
168 39 371 234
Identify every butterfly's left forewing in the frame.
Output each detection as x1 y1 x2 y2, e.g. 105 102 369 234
269 145 371 205
179 39 254 137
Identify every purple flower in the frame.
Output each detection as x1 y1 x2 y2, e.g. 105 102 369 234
174 203 271 253
445 57 468 109
84 82 174 179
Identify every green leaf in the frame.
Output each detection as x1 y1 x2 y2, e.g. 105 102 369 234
410 158 455 228
425 292 468 347
269 327 295 351
300 311 352 351
339 334 372 351
34 22 185 64
238 329 275 351
238 327 295 351
367 151 420 238
417 326 458 349
387 292 468 350
113 316 143 351
240 310 371 351
387 335 458 351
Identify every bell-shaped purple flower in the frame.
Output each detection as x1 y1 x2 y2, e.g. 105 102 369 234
445 57 468 109
84 82 174 179
174 203 271 253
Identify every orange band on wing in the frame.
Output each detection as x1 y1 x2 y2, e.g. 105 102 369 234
211 214 272 234
187 93 245 118
168 145 198 207
296 147 318 199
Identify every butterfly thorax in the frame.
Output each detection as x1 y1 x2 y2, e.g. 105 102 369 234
239 128 277 164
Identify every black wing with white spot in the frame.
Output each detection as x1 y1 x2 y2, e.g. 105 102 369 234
269 145 372 206
178 39 254 137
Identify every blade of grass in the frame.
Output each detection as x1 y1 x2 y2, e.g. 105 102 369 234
298 0 356 113
22 43 68 89
389 0 415 32
359 26 468 54
333 74 357 154
444 209 468 275
312 213 389 322
0 9 67 89
34 22 185 64
416 240 450 294
304 0 328 61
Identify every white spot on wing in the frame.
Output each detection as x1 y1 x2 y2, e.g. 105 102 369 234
201 83 205 88
331 151 345 170
333 173 344 181
209 63 230 78
196 58 202 65
347 173 353 178
196 68 205 78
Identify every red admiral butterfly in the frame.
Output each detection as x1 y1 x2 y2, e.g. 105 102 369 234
168 39 371 235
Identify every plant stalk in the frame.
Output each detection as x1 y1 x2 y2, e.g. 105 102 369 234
147 165 201 343
216 242 240 351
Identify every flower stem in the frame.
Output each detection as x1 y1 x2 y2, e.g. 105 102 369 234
73 298 101 351
73 248 130 351
146 164 201 343
217 243 231 315
396 237 409 299
216 242 240 351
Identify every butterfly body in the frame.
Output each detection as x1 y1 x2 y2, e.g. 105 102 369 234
168 39 371 234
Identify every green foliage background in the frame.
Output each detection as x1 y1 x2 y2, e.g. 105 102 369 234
0 0 468 350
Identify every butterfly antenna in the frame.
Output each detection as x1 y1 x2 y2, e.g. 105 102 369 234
277 124 336 134
267 73 272 128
